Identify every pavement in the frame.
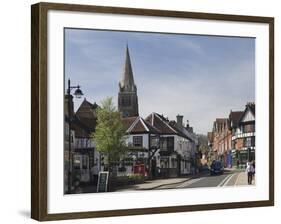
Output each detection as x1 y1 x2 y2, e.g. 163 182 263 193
228 171 255 186
116 177 192 191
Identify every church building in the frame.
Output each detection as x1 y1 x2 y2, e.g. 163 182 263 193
118 46 139 117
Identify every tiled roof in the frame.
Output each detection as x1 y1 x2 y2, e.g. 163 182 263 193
239 102 255 123
121 116 138 130
169 121 193 141
75 98 98 132
145 113 177 135
76 98 98 118
122 116 160 134
215 118 228 123
213 118 230 132
229 111 243 128
247 102 255 116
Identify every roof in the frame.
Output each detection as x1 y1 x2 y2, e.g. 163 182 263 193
145 113 178 135
239 102 255 123
215 118 228 123
169 121 193 141
247 102 255 116
75 98 98 132
121 116 138 130
71 116 92 138
122 116 160 134
229 111 243 128
212 118 230 132
76 98 98 117
119 46 136 92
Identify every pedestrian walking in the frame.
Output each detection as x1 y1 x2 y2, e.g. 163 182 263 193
246 161 255 185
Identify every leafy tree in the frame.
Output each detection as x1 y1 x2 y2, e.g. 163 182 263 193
197 134 209 155
92 97 127 173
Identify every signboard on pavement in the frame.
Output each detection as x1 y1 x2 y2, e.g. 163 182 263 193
97 171 109 193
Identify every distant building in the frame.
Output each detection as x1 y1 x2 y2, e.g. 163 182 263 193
230 103 255 167
118 46 139 118
211 118 232 167
228 110 244 167
209 102 255 168
207 131 214 161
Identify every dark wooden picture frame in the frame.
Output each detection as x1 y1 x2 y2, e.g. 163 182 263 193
31 2 274 221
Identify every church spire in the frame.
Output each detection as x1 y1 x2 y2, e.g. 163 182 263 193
119 45 136 91
118 45 139 118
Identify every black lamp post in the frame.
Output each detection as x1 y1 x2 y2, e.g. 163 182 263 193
67 79 83 194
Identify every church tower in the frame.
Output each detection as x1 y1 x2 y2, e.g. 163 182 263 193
118 46 139 117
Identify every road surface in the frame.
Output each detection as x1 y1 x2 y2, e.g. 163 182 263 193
154 170 244 190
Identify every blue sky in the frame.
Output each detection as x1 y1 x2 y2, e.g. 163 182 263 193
65 28 255 134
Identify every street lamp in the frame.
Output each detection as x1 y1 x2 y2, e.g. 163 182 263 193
67 78 83 194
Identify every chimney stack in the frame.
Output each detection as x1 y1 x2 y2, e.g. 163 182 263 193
176 114 183 127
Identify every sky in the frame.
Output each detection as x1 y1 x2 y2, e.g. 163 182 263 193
64 28 255 135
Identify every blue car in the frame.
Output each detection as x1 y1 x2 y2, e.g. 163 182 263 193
210 161 224 175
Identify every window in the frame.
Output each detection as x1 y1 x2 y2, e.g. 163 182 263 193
150 136 159 148
244 137 254 147
160 137 167 150
167 137 174 151
171 158 175 168
133 136 143 147
82 156 88 169
73 155 81 169
252 136 255 146
242 123 255 133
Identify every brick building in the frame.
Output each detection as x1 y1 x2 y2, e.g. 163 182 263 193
208 102 255 168
211 118 232 167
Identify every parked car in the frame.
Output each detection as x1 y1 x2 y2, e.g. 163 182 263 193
199 164 210 173
210 160 224 175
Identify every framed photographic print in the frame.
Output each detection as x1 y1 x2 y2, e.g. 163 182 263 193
31 2 274 221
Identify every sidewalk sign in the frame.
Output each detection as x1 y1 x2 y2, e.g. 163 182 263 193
97 171 109 193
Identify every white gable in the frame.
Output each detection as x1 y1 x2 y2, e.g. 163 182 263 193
241 109 255 122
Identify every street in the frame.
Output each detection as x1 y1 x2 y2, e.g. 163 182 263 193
115 169 254 192
157 170 242 189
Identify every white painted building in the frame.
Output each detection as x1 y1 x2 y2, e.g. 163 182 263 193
119 116 159 177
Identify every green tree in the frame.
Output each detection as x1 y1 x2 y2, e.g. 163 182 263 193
197 134 209 155
92 97 127 174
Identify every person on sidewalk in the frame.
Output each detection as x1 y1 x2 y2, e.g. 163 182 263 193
246 161 255 185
